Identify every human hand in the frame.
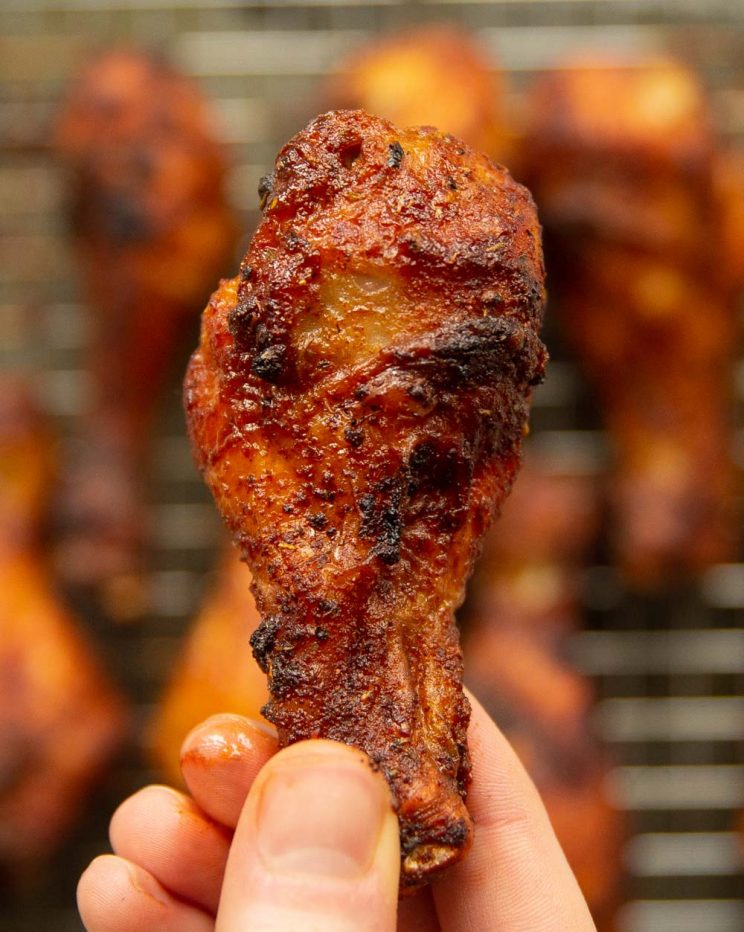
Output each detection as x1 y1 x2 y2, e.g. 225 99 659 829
77 693 595 931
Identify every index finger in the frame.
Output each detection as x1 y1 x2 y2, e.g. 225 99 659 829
432 692 595 932
179 713 277 828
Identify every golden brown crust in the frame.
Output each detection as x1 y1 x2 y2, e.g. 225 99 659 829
186 109 546 885
463 460 600 771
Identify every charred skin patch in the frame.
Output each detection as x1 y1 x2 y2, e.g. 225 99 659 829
390 316 544 392
185 110 546 889
250 613 281 671
251 343 287 383
258 173 274 210
358 480 405 566
388 140 404 167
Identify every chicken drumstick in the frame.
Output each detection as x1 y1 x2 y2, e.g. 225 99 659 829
328 25 508 162
523 59 738 586
54 50 236 603
462 460 626 929
0 382 127 878
185 109 546 885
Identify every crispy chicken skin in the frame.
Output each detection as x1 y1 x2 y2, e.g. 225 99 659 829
185 109 546 885
54 50 236 600
523 59 738 586
328 25 508 161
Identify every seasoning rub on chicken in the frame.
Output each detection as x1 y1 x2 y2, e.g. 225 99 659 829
185 109 546 886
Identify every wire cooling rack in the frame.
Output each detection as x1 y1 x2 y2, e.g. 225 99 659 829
1 2 743 929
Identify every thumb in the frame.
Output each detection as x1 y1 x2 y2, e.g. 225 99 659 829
216 739 400 932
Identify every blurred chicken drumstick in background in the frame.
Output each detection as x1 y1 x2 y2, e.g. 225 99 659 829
329 24 509 163
462 457 625 929
0 382 127 881
149 549 267 784
54 50 236 612
523 59 739 587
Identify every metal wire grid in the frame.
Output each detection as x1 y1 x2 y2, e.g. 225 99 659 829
1 1 744 929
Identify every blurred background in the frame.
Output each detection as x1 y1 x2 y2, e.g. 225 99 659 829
1 1 744 930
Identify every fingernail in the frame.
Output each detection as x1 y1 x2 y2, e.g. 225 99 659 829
256 754 386 879
181 714 275 760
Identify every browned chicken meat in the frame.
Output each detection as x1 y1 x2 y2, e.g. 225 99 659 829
185 109 546 885
462 457 626 929
328 25 508 161
54 50 236 607
149 548 267 785
0 382 127 879
523 59 738 587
